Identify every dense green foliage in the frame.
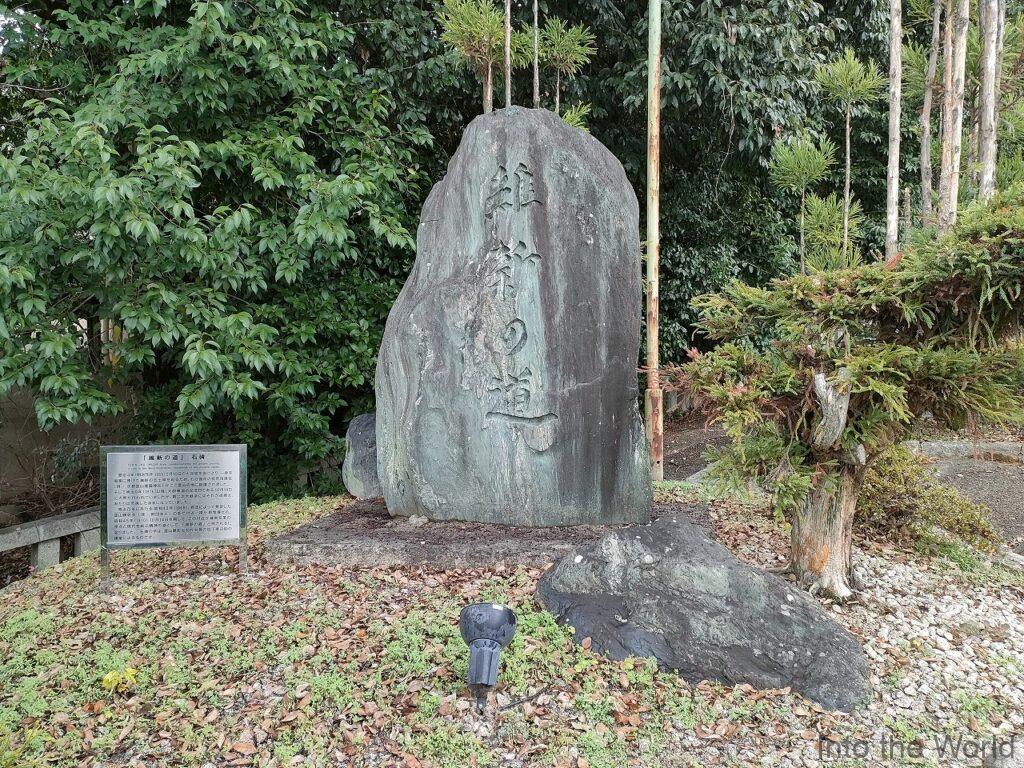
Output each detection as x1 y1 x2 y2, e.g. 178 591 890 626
805 192 867 269
437 0 506 112
0 0 468 497
815 47 886 110
770 135 838 197
540 17 596 112
670 188 1024 516
859 447 999 551
769 133 837 269
1 0 865 498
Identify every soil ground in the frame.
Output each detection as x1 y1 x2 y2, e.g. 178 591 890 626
662 412 728 481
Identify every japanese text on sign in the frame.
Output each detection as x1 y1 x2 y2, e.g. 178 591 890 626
105 449 241 546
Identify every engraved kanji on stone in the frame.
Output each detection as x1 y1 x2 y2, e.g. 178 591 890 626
513 163 540 208
486 239 541 269
485 165 514 218
485 163 542 220
488 364 533 414
502 319 528 355
488 263 515 299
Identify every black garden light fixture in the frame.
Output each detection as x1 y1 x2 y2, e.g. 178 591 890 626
459 603 517 713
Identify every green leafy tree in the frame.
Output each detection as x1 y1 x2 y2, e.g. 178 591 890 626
512 28 538 70
815 49 885 260
561 102 592 130
769 134 837 271
666 190 1024 599
805 192 866 270
0 0 437 498
438 0 506 113
541 18 596 114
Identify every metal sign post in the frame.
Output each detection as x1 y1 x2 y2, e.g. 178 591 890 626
645 0 664 482
99 444 248 590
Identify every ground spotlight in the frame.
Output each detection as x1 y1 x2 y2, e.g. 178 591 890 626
459 603 517 713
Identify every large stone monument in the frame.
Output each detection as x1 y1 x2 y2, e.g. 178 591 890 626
374 107 651 525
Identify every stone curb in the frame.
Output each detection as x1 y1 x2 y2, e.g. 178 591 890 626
903 439 1024 463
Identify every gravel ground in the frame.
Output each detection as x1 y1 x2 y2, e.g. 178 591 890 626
403 497 1024 768
653 504 1024 767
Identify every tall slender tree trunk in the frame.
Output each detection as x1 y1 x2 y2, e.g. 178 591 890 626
967 103 980 185
937 0 970 235
504 0 511 108
555 70 561 115
533 0 540 109
903 185 912 242
792 467 866 600
842 105 852 260
886 0 903 260
978 0 999 200
937 0 954 217
799 189 806 273
484 62 493 114
920 0 942 223
995 0 1006 126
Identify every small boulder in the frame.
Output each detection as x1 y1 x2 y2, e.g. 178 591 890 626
537 512 870 712
342 413 381 499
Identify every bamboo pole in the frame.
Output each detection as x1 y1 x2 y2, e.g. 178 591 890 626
645 0 663 482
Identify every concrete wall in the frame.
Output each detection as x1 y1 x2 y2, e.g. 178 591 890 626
0 388 123 502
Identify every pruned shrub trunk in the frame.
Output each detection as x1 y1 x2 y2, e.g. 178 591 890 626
792 468 865 600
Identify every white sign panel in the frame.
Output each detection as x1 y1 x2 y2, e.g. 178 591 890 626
103 446 245 547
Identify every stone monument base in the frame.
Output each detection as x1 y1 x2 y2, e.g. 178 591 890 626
265 499 711 571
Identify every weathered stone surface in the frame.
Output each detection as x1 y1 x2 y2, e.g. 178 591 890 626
266 499 706 571
74 528 100 556
265 497 612 570
537 512 871 711
985 742 1024 768
342 413 381 499
905 438 1024 462
0 507 98 552
903 439 1024 554
30 539 61 571
375 107 651 525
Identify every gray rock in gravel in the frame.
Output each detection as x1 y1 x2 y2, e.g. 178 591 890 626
375 107 651 525
342 413 381 499
537 512 871 712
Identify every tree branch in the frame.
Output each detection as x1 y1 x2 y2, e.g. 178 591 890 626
811 367 851 450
